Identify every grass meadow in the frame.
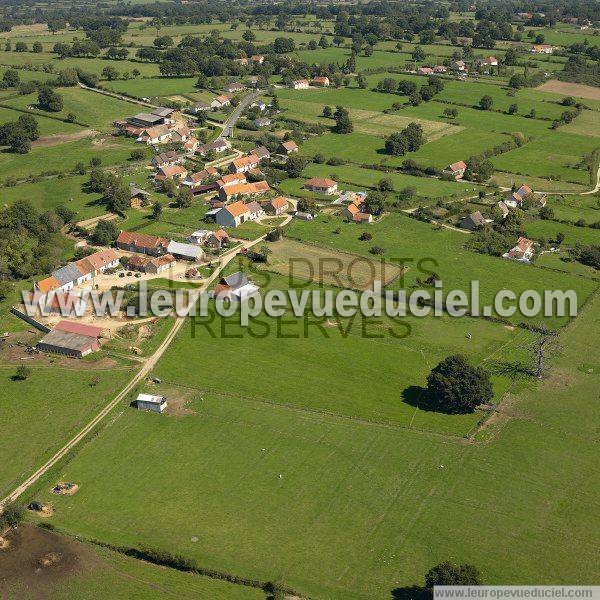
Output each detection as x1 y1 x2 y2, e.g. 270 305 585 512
0 364 131 498
32 292 600 599
284 212 595 328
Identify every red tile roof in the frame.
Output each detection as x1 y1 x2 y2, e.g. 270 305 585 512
54 320 103 339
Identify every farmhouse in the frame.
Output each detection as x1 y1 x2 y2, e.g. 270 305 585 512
206 229 230 249
505 184 533 208
452 60 468 72
459 211 486 230
154 165 188 182
230 154 260 173
145 254 175 274
279 140 298 154
224 82 245 93
218 180 270 202
136 393 167 413
433 65 447 73
313 76 330 86
292 79 309 89
305 177 338 195
187 100 211 114
183 137 200 153
128 187 152 208
217 172 247 188
531 44 554 54
126 112 163 129
252 146 270 161
37 321 103 359
504 237 534 262
253 117 271 128
268 196 289 215
497 201 510 218
246 200 265 220
211 95 231 109
152 107 177 124
35 249 119 298
169 126 191 144
478 56 499 67
215 201 250 227
247 76 261 87
188 229 213 245
251 100 267 111
343 203 372 223
116 231 169 256
197 138 230 156
443 160 467 180
151 151 185 168
137 125 172 145
418 66 434 75
251 55 265 64
167 241 204 261
213 272 259 301
182 167 218 188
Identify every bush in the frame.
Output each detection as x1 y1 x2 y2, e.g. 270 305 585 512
369 245 385 255
0 501 24 528
425 561 482 588
15 365 31 380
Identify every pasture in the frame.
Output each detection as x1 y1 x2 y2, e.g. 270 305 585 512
2 86 140 131
299 162 482 198
490 132 598 185
285 212 595 328
0 362 131 498
104 77 200 99
0 136 137 180
32 294 600 599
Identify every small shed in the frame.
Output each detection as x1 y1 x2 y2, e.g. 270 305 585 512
136 393 167 413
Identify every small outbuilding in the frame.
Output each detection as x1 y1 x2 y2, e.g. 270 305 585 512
136 393 167 413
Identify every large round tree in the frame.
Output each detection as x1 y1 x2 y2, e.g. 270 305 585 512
426 354 493 413
425 561 482 588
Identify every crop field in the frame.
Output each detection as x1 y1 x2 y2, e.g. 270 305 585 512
285 212 596 328
562 109 600 137
525 217 600 247
490 132 598 184
31 293 600 599
0 524 262 600
1 175 106 220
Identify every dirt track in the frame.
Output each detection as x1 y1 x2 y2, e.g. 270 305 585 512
31 129 98 149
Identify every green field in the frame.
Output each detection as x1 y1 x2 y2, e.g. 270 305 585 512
284 162 482 199
0 136 137 180
2 86 139 131
31 292 600 599
491 132 598 185
104 76 200 99
285 212 595 328
0 363 131 498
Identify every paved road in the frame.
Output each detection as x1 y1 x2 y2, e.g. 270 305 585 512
221 90 260 137
0 236 266 509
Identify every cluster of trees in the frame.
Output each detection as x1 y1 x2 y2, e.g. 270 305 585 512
0 113 39 153
0 200 75 286
87 169 131 215
38 85 64 112
385 123 424 156
570 244 600 270
376 75 444 106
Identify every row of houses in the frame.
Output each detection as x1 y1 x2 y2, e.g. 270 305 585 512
35 248 120 302
291 76 330 89
234 54 265 66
